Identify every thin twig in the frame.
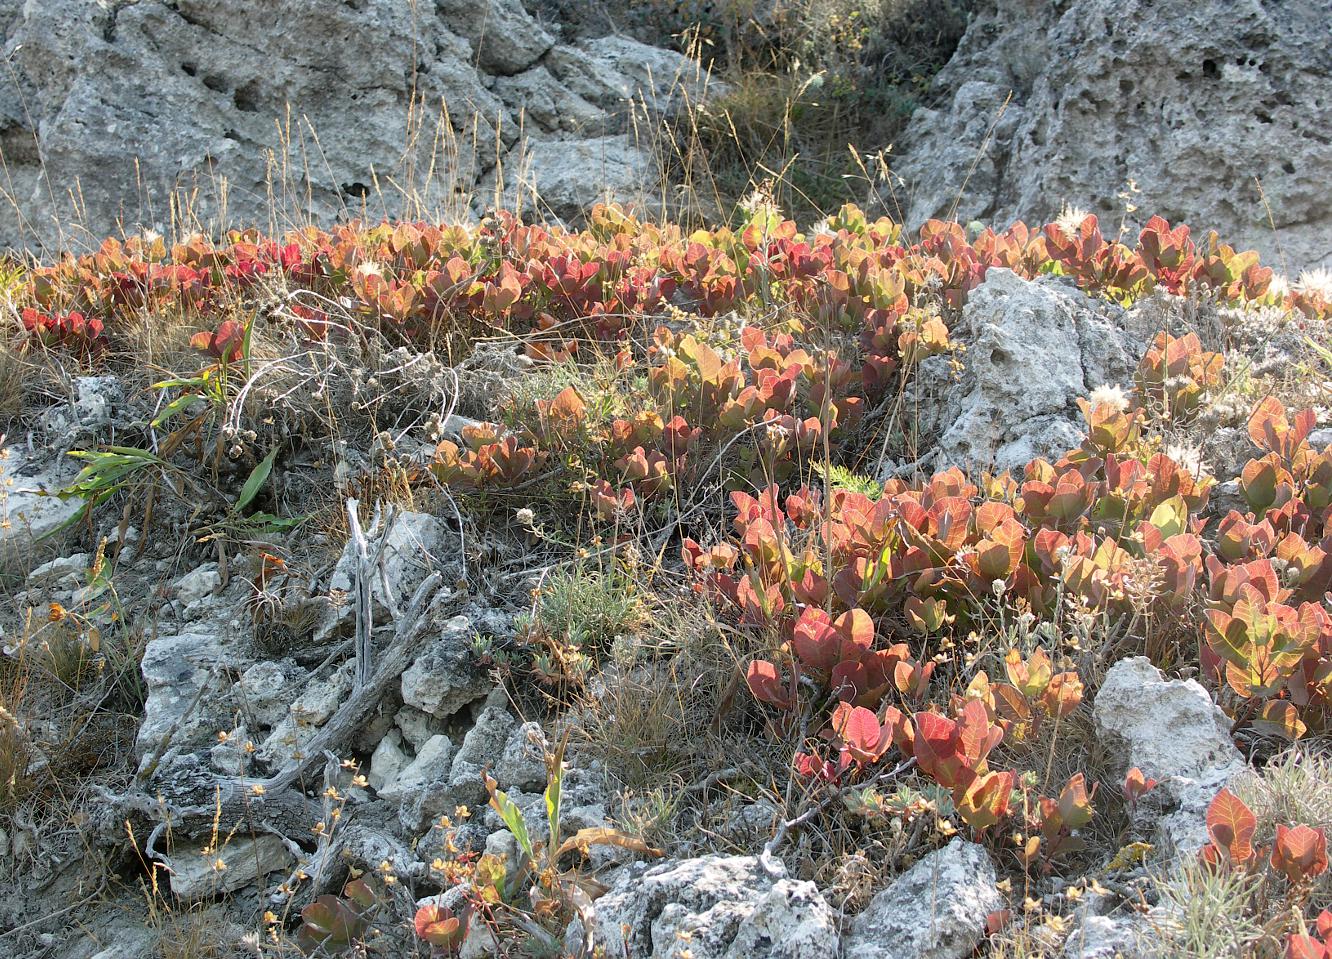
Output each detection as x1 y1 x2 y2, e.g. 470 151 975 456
758 757 917 879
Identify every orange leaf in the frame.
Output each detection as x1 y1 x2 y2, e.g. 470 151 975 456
1271 824 1329 883
1206 788 1257 865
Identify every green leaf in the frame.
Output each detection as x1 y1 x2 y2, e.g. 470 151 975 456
545 734 566 858
235 446 279 513
492 785 535 863
152 393 205 427
150 376 208 391
1147 494 1188 540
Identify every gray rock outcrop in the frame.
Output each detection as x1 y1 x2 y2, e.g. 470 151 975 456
889 0 1332 269
583 854 841 958
1093 657 1248 856
901 269 1145 474
843 840 1004 959
0 0 709 252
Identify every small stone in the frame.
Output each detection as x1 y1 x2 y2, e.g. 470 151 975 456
237 661 292 728
380 734 456 801
1063 913 1157 958
370 729 411 794
844 840 1003 959
25 553 89 589
174 563 221 608
395 704 446 751
0 450 84 577
494 721 548 791
1093 657 1247 856
448 689 517 802
257 663 355 767
587 854 839 958
167 834 292 900
401 616 490 719
210 726 251 776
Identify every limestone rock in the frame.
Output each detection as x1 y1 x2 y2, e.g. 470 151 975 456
0 447 83 577
369 729 411 794
494 721 549 792
400 615 490 720
257 662 355 767
25 553 90 590
379 733 456 801
843 840 1003 959
545 37 712 116
888 0 1332 269
136 623 245 767
585 855 840 958
435 0 553 76
396 687 511 831
174 563 221 608
0 0 710 251
447 688 518 799
482 133 658 223
1093 657 1247 855
236 661 293 729
903 269 1142 473
39 376 124 437
1063 913 1159 958
329 510 446 617
395 704 447 751
167 834 292 899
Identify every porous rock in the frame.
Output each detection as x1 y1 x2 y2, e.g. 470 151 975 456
257 661 355 767
397 687 512 830
583 854 840 958
1093 656 1247 855
0 0 705 251
369 728 411 794
329 510 446 617
889 0 1332 269
174 563 221 609
903 269 1142 473
480 133 659 224
1063 912 1159 958
378 733 456 801
25 553 90 590
0 447 84 577
394 704 447 751
843 839 1003 959
493 720 549 792
236 660 293 729
136 621 248 768
400 615 491 720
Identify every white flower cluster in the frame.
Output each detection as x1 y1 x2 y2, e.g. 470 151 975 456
1054 204 1092 241
1088 383 1131 413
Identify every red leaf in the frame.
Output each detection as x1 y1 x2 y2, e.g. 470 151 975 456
746 660 794 711
1272 824 1329 883
1286 934 1329 959
1122 767 1159 804
1205 788 1257 865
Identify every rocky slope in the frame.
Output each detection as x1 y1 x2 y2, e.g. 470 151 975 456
887 0 1332 270
0 0 703 252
